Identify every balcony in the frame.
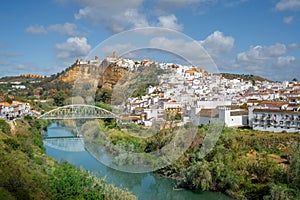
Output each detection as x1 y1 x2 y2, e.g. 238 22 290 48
252 120 260 125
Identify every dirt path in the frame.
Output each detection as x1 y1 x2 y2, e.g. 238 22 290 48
7 120 16 135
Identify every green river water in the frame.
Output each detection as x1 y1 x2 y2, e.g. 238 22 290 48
44 123 232 200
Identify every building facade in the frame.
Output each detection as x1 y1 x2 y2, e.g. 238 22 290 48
249 107 300 132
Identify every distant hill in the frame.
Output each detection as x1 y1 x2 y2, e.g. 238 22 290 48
219 73 272 83
0 58 274 105
0 74 45 83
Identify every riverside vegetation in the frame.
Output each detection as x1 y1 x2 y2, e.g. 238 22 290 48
0 117 137 200
80 104 300 200
0 110 299 199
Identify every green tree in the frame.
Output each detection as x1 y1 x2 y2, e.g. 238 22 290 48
53 91 66 106
264 184 297 200
287 142 300 190
50 162 105 200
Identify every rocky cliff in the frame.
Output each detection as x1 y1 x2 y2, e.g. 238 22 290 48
55 59 128 103
98 63 128 91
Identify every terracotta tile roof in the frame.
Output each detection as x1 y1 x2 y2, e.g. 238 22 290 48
247 99 260 103
230 110 248 116
134 107 144 111
253 108 300 114
128 115 141 120
0 102 10 107
260 100 289 106
198 109 219 118
185 70 195 76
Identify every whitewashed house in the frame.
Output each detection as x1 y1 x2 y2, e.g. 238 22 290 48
249 107 300 133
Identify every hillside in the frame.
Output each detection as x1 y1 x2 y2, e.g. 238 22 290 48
219 73 272 83
0 57 275 106
0 75 45 83
0 118 137 200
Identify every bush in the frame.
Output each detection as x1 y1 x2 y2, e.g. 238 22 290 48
50 161 137 200
0 120 11 135
3 138 20 150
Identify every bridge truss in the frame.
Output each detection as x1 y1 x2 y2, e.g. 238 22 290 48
38 104 118 119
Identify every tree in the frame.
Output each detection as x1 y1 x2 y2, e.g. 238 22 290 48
50 162 105 200
287 142 300 190
53 91 66 106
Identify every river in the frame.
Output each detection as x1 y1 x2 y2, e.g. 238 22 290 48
44 123 232 200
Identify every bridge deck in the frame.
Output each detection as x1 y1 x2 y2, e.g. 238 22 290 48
43 136 81 140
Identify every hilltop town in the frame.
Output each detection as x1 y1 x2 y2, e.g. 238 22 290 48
101 54 300 133
1 54 300 133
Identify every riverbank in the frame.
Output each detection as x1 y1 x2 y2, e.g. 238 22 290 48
1 117 299 199
80 119 300 199
0 118 137 200
157 126 300 199
44 122 232 200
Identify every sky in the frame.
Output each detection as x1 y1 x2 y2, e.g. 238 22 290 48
0 0 300 81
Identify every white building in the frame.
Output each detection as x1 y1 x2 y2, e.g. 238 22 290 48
193 107 248 127
249 107 300 133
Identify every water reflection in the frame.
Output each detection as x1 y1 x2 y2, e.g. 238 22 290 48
44 123 232 200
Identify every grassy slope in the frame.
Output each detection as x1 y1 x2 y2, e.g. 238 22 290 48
220 73 272 82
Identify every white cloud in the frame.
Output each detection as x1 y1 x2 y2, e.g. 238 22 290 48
288 43 300 50
145 31 235 72
72 0 185 33
283 16 294 24
270 56 298 80
56 37 91 59
74 6 91 20
237 43 286 62
275 55 296 66
149 37 218 72
48 23 79 35
101 44 137 57
74 0 145 33
200 31 234 57
153 0 248 14
157 15 183 31
26 25 47 34
275 0 300 11
123 9 149 28
155 0 207 8
228 42 300 81
222 0 248 7
26 23 81 36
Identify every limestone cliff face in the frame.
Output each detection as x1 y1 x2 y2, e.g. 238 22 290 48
58 65 81 83
58 64 105 83
98 63 128 90
58 61 128 88
56 61 128 103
